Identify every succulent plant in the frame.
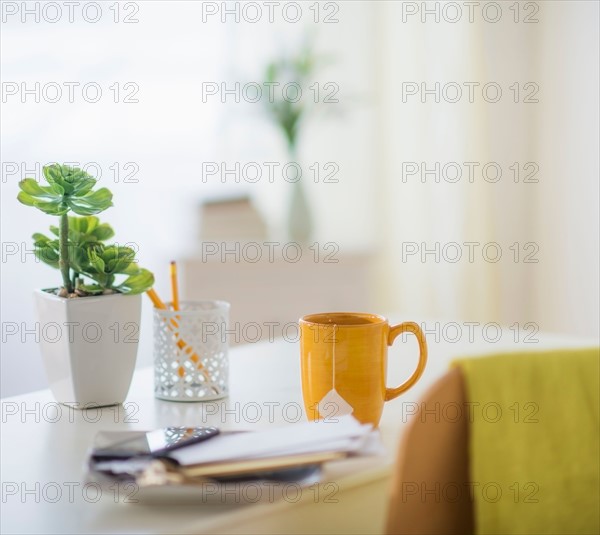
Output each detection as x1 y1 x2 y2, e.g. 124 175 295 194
18 164 153 296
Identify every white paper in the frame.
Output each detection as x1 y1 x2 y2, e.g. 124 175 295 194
170 415 373 466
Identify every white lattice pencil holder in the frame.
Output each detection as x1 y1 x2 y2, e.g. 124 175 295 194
153 300 230 401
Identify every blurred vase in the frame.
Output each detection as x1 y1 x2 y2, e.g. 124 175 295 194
288 151 313 243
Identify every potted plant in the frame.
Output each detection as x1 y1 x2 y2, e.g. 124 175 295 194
17 164 154 408
263 46 317 244
262 43 336 243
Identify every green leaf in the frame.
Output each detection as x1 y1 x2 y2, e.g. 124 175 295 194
67 202 109 216
71 178 97 197
20 164 112 222
71 217 86 233
32 233 60 268
49 182 65 196
108 258 134 274
87 249 106 273
18 178 58 199
68 216 102 237
69 245 89 273
35 246 60 267
101 246 135 273
81 187 113 204
32 232 51 243
122 262 143 275
43 164 61 184
41 164 100 196
100 245 118 263
102 245 133 263
17 191 37 207
79 284 105 295
82 216 98 233
32 199 69 216
116 268 154 294
68 188 113 215
92 223 114 241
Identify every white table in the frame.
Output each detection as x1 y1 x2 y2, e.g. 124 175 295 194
1 321 594 535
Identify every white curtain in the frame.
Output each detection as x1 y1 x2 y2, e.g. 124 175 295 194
374 1 599 337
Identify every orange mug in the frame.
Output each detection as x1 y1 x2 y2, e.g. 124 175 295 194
299 312 427 427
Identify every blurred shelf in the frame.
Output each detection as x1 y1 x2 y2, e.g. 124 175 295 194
181 250 373 345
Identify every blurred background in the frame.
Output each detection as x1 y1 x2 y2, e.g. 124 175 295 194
1 1 598 396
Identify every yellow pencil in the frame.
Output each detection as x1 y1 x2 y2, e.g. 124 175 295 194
146 288 185 347
147 288 166 309
170 261 179 311
147 287 181 334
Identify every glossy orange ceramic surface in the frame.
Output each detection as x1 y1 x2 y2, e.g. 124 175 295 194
299 313 427 426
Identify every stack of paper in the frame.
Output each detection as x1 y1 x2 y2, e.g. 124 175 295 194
88 416 381 483
170 415 375 467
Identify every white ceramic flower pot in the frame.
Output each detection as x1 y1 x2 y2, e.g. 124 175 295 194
34 289 142 408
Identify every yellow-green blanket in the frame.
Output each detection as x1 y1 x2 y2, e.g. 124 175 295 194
453 348 599 535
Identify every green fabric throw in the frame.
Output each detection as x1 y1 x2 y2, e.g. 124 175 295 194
453 348 600 535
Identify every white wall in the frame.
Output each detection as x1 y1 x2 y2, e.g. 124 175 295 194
2 1 598 397
0 1 377 396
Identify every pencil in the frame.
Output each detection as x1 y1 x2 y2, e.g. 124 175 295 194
170 261 179 311
147 287 180 331
147 288 166 309
146 288 185 344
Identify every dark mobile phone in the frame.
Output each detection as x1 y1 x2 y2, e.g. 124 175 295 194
92 426 220 460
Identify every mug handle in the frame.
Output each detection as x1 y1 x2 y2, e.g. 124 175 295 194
385 321 428 401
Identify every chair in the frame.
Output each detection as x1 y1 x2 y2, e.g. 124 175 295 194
386 368 473 534
386 349 600 535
